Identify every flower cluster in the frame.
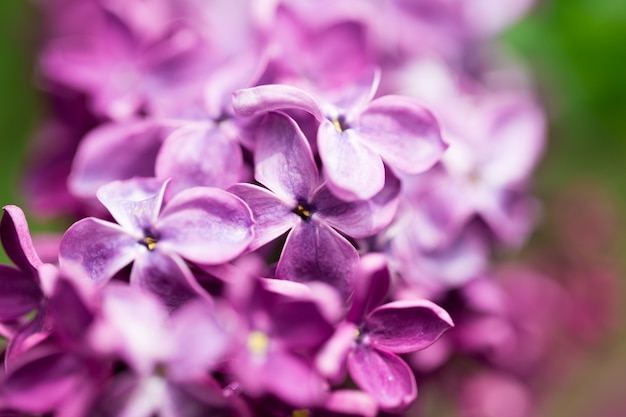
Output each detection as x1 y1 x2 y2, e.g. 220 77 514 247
2 0 612 416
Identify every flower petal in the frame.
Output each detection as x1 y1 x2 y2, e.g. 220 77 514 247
318 120 385 201
0 266 42 321
232 84 324 120
156 124 243 196
254 112 319 202
348 346 417 411
59 218 140 284
366 300 453 353
1 205 42 274
96 177 169 234
277 222 358 299
157 187 255 264
356 95 446 174
347 253 390 324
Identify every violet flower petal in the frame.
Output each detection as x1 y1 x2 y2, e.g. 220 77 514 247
254 112 319 203
232 84 324 121
96 177 168 234
318 120 385 201
277 222 358 299
156 124 243 196
1 205 42 274
324 389 379 417
0 266 42 321
59 218 141 284
347 253 390 324
356 95 446 174
269 298 334 352
366 300 453 354
156 187 254 264
229 183 298 250
347 346 417 411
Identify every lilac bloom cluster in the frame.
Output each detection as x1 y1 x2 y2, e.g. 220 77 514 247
2 0 606 416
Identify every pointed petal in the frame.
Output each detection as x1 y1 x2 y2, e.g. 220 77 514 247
157 187 255 264
130 251 204 312
356 96 446 174
229 183 298 250
1 205 42 273
277 222 358 299
318 120 385 201
68 120 163 199
156 124 243 196
0 266 42 321
232 84 324 120
96 177 169 234
347 253 390 324
58 218 140 284
254 112 319 202
348 346 417 411
366 300 453 353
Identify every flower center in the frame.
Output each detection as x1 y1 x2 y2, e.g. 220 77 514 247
140 229 160 251
293 200 315 222
247 330 269 355
331 114 349 133
292 410 311 417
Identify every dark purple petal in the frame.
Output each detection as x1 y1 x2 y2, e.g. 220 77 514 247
1 206 42 274
229 183 298 250
318 120 385 201
269 298 334 352
254 112 319 202
0 266 42 321
59 218 141 284
232 85 324 120
366 300 453 353
68 120 163 199
277 222 358 299
356 95 446 174
347 253 390 324
130 251 204 312
47 276 95 346
157 187 254 264
347 346 416 411
156 124 243 196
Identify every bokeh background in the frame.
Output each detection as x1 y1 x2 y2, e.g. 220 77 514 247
0 0 625 415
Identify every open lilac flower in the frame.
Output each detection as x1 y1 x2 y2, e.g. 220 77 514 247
230 112 399 297
316 254 453 411
232 70 446 200
59 177 255 309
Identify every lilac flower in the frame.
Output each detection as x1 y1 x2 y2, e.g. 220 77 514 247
59 177 255 308
230 112 399 297
316 254 453 411
232 70 446 201
226 276 334 408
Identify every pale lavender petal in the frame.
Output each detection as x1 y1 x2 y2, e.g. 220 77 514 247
314 172 399 238
347 346 417 411
232 84 324 120
58 218 140 284
0 266 42 321
68 120 163 199
347 253 390 324
157 187 254 264
1 205 42 273
318 120 385 201
254 112 319 202
156 124 243 196
263 351 328 407
324 390 378 417
356 95 446 174
130 251 204 312
96 177 169 234
277 222 359 299
229 183 298 250
315 321 358 382
366 300 453 353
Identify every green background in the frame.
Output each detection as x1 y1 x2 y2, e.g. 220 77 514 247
1 0 625 415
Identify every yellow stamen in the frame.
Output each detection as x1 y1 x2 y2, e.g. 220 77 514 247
292 410 310 417
296 204 311 219
332 119 343 133
143 236 157 251
247 330 269 354
354 328 361 339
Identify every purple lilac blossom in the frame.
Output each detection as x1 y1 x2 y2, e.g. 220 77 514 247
230 112 399 297
58 177 255 309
